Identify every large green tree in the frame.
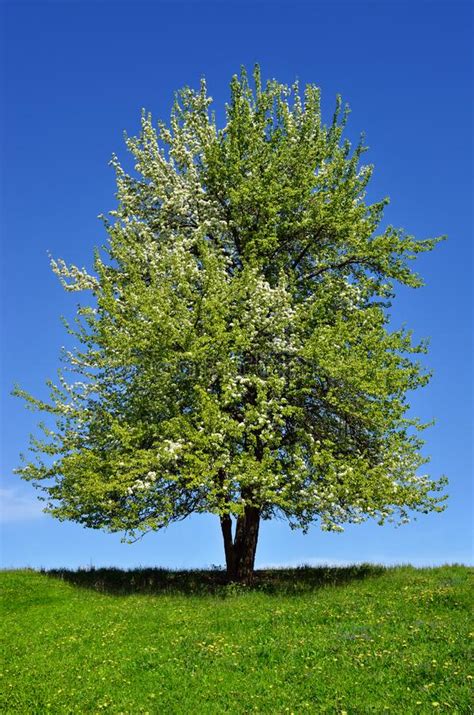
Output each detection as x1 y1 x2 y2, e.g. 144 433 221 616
16 67 446 583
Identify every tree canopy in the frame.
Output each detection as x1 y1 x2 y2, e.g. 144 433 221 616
15 66 447 582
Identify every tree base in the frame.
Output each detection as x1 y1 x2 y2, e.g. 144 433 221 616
221 506 260 585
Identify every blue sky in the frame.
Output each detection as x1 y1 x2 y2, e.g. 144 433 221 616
1 0 472 570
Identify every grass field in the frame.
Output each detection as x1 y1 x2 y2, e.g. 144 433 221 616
1 565 472 713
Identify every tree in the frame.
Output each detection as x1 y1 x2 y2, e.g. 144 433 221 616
15 66 447 584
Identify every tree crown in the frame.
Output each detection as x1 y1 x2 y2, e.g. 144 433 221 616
15 66 447 540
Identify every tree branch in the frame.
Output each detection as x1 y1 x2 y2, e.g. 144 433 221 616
304 256 373 281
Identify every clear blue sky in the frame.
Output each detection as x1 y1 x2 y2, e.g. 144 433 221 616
1 0 472 570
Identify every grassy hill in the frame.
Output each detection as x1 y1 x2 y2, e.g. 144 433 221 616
1 565 472 713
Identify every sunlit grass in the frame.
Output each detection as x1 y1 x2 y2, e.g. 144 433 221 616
1 565 472 713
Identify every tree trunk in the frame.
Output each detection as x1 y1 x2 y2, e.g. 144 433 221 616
220 506 260 584
220 512 236 579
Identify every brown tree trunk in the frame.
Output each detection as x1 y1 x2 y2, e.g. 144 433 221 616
220 512 235 579
220 506 260 584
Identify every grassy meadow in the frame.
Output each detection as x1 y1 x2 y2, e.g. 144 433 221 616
1 565 472 713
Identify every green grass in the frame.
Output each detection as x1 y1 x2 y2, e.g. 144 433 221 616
1 565 472 713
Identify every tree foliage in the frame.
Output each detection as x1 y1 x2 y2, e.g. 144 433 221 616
15 66 446 578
